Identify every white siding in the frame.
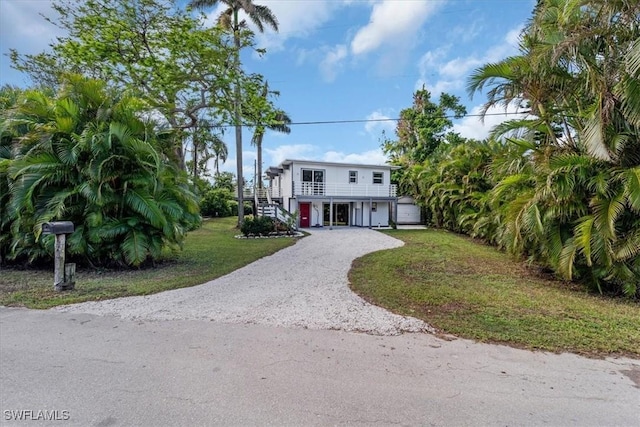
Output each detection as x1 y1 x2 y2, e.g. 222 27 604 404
361 202 389 227
288 161 395 197
267 161 397 228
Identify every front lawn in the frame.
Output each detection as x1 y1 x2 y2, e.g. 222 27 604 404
349 229 640 358
0 217 298 309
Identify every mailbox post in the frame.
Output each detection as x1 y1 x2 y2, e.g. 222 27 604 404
42 221 75 291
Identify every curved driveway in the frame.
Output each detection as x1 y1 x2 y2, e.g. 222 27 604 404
4 228 639 426
56 228 430 335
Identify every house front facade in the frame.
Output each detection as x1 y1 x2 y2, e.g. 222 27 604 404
265 159 398 228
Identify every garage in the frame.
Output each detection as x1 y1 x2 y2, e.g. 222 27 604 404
396 196 422 224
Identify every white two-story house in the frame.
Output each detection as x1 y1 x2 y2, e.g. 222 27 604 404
264 159 398 228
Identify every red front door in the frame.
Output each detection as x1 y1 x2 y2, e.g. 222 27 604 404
299 203 311 228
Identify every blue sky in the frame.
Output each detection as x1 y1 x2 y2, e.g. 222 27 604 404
0 0 535 179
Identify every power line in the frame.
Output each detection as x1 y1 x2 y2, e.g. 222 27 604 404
206 110 529 129
288 111 528 126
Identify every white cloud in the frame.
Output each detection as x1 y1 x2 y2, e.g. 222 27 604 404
319 44 348 82
322 149 389 165
505 25 524 48
418 47 450 76
450 20 483 43
255 1 340 52
439 56 483 80
351 0 443 56
364 110 395 138
205 0 350 54
295 47 315 67
264 144 389 167
265 144 318 166
0 0 62 53
416 25 523 97
420 79 458 96
0 1 64 85
453 103 527 140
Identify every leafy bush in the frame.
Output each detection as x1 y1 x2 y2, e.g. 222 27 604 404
240 216 275 236
1 76 201 267
201 188 234 217
230 201 253 217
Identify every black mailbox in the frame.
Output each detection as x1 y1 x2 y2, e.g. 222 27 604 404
42 221 75 235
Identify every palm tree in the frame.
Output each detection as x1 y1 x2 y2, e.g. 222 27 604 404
249 82 291 189
468 0 640 295
211 135 228 176
189 0 279 224
0 86 23 264
5 76 201 267
189 119 228 181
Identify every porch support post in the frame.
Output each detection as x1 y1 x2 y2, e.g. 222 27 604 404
368 197 373 229
393 198 398 226
329 197 334 230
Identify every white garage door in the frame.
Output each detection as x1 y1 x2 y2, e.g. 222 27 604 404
397 204 421 224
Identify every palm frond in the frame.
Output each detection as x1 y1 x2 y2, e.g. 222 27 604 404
613 227 640 263
591 191 626 239
121 228 149 266
558 236 577 280
581 114 612 162
124 189 167 229
624 167 640 213
574 215 594 266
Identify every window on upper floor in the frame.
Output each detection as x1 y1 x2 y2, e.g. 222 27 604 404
349 170 358 184
373 172 383 184
301 168 325 195
302 169 325 183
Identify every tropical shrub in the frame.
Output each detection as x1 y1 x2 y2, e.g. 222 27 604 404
230 201 254 217
386 1 639 297
200 188 234 217
240 216 275 237
1 76 201 267
467 0 640 296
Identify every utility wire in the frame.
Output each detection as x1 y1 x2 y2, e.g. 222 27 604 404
206 110 529 129
287 111 528 126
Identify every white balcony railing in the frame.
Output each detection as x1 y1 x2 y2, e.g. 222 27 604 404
241 183 397 199
292 181 396 197
241 187 283 199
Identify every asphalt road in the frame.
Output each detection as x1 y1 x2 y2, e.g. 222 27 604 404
1 307 639 426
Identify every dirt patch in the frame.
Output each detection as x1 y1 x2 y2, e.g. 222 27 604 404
620 367 640 388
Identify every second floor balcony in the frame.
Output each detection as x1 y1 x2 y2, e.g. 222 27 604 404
241 182 397 199
292 181 397 198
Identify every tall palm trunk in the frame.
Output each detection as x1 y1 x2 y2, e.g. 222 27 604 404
233 8 244 225
255 131 264 189
189 0 280 224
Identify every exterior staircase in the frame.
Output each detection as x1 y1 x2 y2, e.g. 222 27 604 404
256 204 297 230
252 187 297 230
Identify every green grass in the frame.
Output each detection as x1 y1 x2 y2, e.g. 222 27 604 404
0 217 298 309
349 229 640 358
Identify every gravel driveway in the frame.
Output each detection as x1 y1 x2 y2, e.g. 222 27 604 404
56 228 430 335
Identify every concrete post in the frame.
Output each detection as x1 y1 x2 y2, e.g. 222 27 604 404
53 234 66 291
43 221 75 292
329 197 334 230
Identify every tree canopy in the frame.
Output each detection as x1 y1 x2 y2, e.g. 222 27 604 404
10 0 285 178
